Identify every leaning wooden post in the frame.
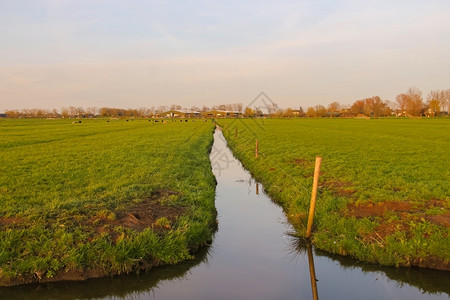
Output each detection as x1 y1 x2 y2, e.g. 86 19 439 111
255 140 259 158
306 156 322 239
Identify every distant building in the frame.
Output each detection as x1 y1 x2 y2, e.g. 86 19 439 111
203 110 242 118
159 110 202 118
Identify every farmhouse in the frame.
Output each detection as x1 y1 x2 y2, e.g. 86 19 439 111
159 110 202 118
203 110 242 118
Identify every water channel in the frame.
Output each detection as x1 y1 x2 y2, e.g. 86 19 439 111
1 129 449 299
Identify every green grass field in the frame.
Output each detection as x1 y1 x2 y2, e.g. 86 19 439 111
219 118 449 269
0 119 216 285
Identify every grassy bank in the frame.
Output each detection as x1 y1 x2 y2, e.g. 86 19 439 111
219 118 449 269
0 119 217 285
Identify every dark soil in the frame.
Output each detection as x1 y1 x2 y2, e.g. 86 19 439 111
324 179 356 197
89 191 187 240
347 201 412 218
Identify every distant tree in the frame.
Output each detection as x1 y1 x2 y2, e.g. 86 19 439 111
395 94 408 115
51 109 59 118
243 107 255 117
315 105 327 117
306 107 315 118
283 108 293 118
157 106 168 113
405 87 424 116
61 107 69 118
382 101 392 117
68 106 77 118
327 101 340 118
350 100 365 115
384 100 396 112
4 110 18 118
364 96 386 118
76 107 85 118
85 107 97 117
444 89 450 115
255 108 263 117
427 99 441 117
201 106 209 112
428 89 449 116
233 103 243 112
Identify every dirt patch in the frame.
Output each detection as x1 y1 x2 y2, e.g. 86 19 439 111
289 158 310 167
0 217 24 227
324 179 356 197
345 200 449 271
88 190 187 240
347 201 412 218
364 221 410 243
426 212 450 227
114 197 186 231
425 199 446 209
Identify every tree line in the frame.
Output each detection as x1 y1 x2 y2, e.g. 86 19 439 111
2 87 449 119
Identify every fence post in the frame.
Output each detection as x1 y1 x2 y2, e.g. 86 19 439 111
306 156 322 239
255 140 259 158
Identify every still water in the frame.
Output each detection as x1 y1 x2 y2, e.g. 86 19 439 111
1 129 448 299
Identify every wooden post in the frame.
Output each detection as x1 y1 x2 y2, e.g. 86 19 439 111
256 182 259 195
255 140 259 158
306 156 322 239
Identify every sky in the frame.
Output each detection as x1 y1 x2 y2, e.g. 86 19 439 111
1 0 450 111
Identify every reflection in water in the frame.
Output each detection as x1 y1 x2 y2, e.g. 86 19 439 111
1 129 449 299
307 243 319 300
286 234 450 299
0 248 212 299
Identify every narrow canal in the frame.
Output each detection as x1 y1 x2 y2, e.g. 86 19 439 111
2 129 448 299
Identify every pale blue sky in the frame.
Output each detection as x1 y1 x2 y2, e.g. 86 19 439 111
1 0 450 110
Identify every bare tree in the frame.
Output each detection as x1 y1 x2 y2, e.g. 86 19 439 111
427 90 443 116
395 94 408 115
315 105 327 117
327 101 340 118
306 107 315 118
350 100 365 115
442 89 450 115
243 107 255 117
405 87 424 116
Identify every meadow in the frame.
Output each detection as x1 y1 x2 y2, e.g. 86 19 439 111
219 118 449 269
0 118 217 285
